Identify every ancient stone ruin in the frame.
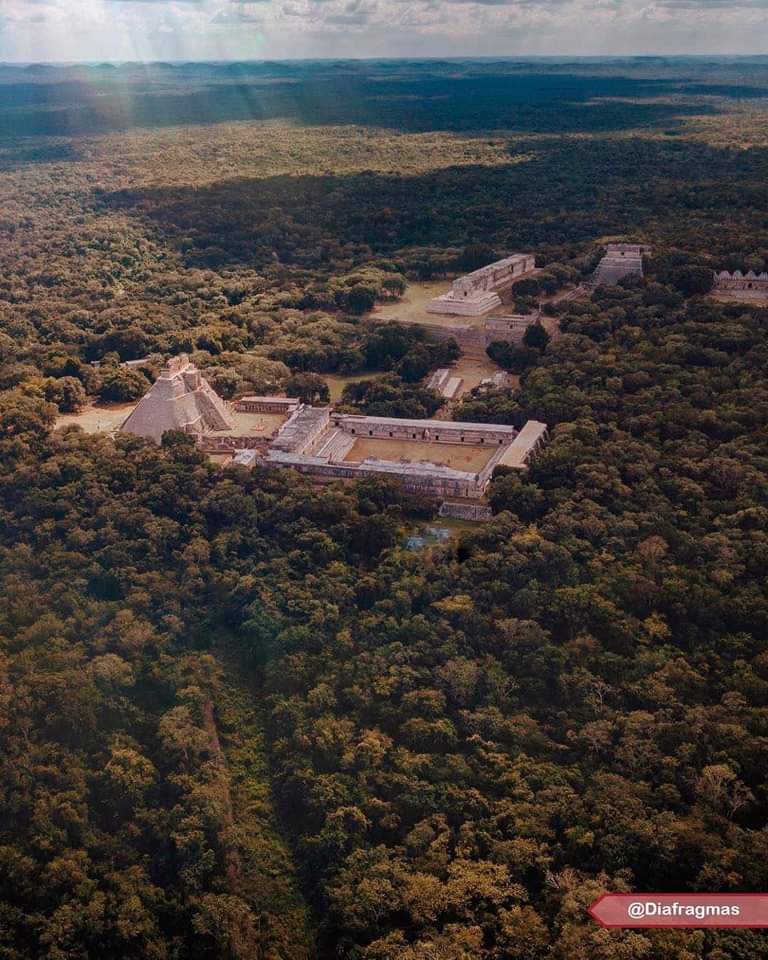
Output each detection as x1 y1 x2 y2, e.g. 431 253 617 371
427 253 536 317
409 314 540 359
427 368 464 399
714 270 768 295
120 355 548 513
120 355 234 444
593 243 651 286
264 411 548 499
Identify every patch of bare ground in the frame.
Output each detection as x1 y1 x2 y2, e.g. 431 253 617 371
370 279 455 325
346 437 495 472
451 355 517 396
55 402 136 434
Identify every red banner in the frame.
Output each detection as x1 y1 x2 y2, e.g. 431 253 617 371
589 894 768 928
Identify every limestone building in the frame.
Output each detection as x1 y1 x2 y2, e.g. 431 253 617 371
714 270 768 294
427 368 464 399
121 355 234 443
427 253 536 317
593 243 651 286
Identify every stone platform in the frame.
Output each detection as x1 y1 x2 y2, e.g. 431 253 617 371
426 290 502 317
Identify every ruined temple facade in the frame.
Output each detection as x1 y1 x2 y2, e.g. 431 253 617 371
714 270 768 294
427 253 536 317
121 355 234 444
593 243 651 286
484 315 536 345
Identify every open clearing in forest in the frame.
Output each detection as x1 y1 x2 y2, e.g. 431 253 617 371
209 411 288 438
451 355 515 394
371 280 455 324
325 370 381 401
56 402 136 433
345 438 495 472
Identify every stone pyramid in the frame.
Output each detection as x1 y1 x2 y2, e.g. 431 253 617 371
120 355 234 443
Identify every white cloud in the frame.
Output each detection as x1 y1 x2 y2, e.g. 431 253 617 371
1 0 768 60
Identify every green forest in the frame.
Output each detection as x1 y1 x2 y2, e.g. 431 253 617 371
2 59 768 959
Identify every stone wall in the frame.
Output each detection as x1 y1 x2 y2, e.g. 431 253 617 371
267 452 484 499
199 435 272 454
605 243 652 257
714 270 768 292
336 414 518 445
233 396 300 414
439 502 494 521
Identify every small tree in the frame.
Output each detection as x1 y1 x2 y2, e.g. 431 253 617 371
98 367 148 403
670 265 715 297
44 376 86 413
345 284 377 315
455 243 497 273
285 372 330 405
512 277 541 298
523 322 551 352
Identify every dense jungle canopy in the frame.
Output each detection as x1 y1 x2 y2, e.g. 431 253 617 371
1 58 768 959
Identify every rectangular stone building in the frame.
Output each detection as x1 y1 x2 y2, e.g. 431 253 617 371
427 253 536 317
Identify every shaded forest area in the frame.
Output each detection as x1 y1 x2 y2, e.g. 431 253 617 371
1 58 757 138
2 59 768 959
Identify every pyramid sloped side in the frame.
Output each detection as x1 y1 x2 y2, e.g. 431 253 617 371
196 381 235 431
121 390 197 443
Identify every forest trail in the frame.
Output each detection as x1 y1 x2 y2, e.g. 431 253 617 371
207 655 315 960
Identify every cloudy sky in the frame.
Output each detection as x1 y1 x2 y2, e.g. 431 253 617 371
1 0 768 63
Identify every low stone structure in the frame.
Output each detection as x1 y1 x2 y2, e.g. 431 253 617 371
494 420 549 471
427 368 464 399
439 502 494 522
485 315 536 345
427 253 536 317
339 414 519 445
232 449 260 468
270 405 331 455
714 270 768 294
121 355 234 444
593 243 651 286
233 396 300 415
479 371 513 391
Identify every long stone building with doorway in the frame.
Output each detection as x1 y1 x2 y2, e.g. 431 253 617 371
714 270 768 295
427 253 536 316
